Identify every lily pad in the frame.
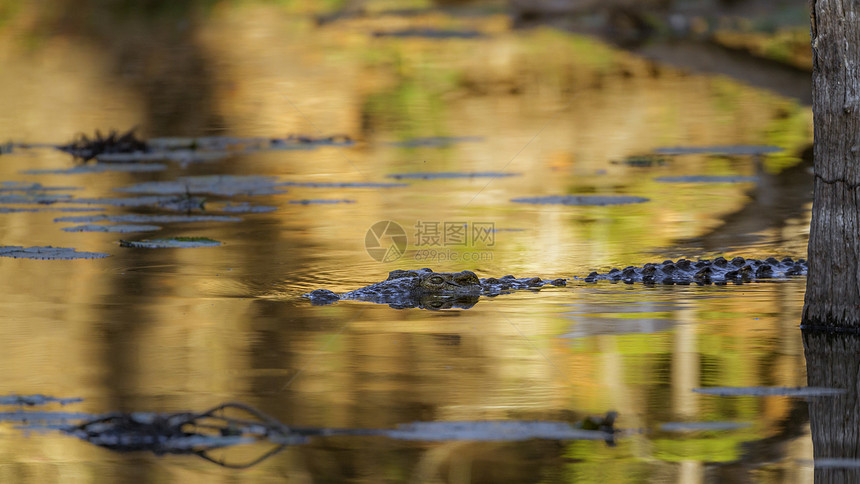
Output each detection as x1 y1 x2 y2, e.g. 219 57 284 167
692 386 845 397
55 214 241 224
278 181 406 188
60 196 204 209
22 163 168 174
270 134 354 149
388 136 483 148
0 182 80 192
0 246 110 260
96 150 227 164
148 136 260 151
0 207 39 213
653 145 782 155
119 237 221 249
659 421 751 432
373 29 485 39
289 199 355 205
62 224 161 233
511 195 650 206
217 202 277 213
387 172 519 180
0 394 83 406
117 175 286 196
0 193 75 204
656 175 758 183
385 421 609 442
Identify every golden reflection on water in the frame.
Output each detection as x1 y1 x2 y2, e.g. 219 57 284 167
0 2 814 483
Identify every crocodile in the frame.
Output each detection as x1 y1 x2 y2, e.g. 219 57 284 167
583 256 807 284
304 257 807 309
305 268 567 309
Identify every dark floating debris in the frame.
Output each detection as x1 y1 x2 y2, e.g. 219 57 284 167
2 401 619 468
55 214 241 224
511 195 649 206
655 175 758 183
373 29 485 39
387 172 519 180
388 136 483 148
62 224 161 233
0 246 109 260
659 421 751 432
289 199 355 205
653 145 782 156
64 403 308 467
119 237 221 249
0 394 83 406
58 128 148 162
692 386 845 397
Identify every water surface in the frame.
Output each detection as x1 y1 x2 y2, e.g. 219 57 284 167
0 2 814 483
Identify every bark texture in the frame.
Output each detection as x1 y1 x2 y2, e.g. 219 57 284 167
804 0 860 327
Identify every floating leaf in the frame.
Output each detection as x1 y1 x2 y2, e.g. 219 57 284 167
96 150 227 164
119 237 221 249
388 136 483 148
62 224 161 233
656 176 758 183
693 386 845 397
279 181 406 188
386 421 609 442
0 394 83 406
217 202 277 213
22 163 168 174
659 421 751 432
511 195 649 206
0 246 109 260
117 175 286 196
653 145 782 155
289 199 355 205
55 214 240 224
387 172 519 180
0 182 81 192
373 29 485 39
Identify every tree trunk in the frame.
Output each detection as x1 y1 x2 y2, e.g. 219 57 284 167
803 331 860 482
804 2 860 481
803 0 860 328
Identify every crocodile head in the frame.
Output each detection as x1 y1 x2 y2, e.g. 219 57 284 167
416 270 481 293
305 268 561 308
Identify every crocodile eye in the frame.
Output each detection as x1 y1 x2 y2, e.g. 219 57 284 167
430 301 444 308
429 276 445 285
